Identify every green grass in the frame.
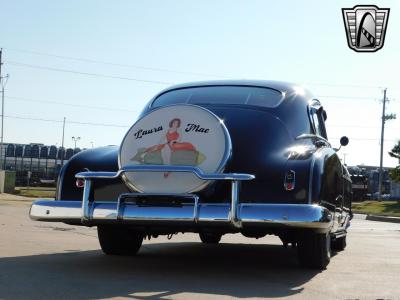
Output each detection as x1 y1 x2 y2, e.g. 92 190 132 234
352 201 400 217
14 187 55 199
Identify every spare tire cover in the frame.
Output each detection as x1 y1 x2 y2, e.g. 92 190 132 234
119 104 231 193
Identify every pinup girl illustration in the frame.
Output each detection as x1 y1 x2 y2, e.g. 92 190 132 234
131 118 206 178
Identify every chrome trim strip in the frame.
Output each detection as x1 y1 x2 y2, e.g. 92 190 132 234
30 201 333 231
295 133 331 147
81 179 92 223
239 203 332 229
308 154 316 204
334 230 347 239
230 181 241 228
30 200 82 221
75 165 255 181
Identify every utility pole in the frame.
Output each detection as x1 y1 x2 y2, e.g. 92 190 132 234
60 117 66 167
0 49 9 170
0 48 3 170
378 88 396 200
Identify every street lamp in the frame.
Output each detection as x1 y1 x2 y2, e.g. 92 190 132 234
72 136 81 149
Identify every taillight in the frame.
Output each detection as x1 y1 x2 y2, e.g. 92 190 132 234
284 170 295 191
76 178 85 188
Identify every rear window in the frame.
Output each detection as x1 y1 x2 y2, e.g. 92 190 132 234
152 86 284 108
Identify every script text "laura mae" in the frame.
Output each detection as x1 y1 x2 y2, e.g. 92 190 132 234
134 126 163 139
185 123 210 133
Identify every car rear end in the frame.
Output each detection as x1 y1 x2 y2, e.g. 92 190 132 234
30 81 337 269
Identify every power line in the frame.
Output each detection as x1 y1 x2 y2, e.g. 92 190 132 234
5 115 129 128
5 61 174 85
5 114 399 142
2 47 228 79
2 48 395 90
6 46 399 90
8 97 397 129
5 59 399 93
6 94 399 130
6 94 382 114
303 82 382 89
330 137 397 142
6 96 140 113
317 95 379 100
328 124 400 130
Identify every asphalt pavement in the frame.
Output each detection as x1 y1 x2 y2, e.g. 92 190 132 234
0 200 399 299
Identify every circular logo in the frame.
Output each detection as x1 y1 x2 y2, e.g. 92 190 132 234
119 104 231 193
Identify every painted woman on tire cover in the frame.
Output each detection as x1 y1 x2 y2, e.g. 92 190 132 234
142 118 196 177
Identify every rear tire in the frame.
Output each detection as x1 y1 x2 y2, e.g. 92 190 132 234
331 235 347 251
199 232 222 244
97 225 143 255
298 232 331 269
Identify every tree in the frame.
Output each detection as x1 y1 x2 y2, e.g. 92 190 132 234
389 141 400 182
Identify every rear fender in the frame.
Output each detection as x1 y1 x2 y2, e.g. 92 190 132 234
57 146 121 200
309 148 344 231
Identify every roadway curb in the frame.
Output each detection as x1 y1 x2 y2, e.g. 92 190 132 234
353 213 367 220
366 214 400 224
0 193 36 202
354 213 400 223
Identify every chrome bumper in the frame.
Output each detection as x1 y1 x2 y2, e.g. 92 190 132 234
29 165 333 231
30 200 333 231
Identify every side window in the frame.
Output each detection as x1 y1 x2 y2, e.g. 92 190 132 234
317 109 328 139
310 104 328 139
311 110 322 136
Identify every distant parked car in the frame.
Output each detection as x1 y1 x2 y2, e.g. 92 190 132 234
30 80 352 269
350 174 368 201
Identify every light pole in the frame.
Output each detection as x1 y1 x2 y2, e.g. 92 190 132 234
60 118 66 167
72 136 81 149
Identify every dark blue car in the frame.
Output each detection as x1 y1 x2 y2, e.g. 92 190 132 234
30 80 352 269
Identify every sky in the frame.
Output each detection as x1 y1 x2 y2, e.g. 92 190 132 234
0 0 399 167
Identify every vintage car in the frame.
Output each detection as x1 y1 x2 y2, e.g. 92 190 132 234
30 80 352 269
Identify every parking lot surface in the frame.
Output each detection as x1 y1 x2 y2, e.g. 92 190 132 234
0 200 399 299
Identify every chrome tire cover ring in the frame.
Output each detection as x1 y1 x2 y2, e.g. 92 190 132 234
119 104 231 193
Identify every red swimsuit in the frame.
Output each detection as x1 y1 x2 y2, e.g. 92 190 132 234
146 130 195 152
166 131 179 143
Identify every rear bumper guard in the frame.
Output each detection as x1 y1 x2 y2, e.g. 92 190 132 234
29 165 333 230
